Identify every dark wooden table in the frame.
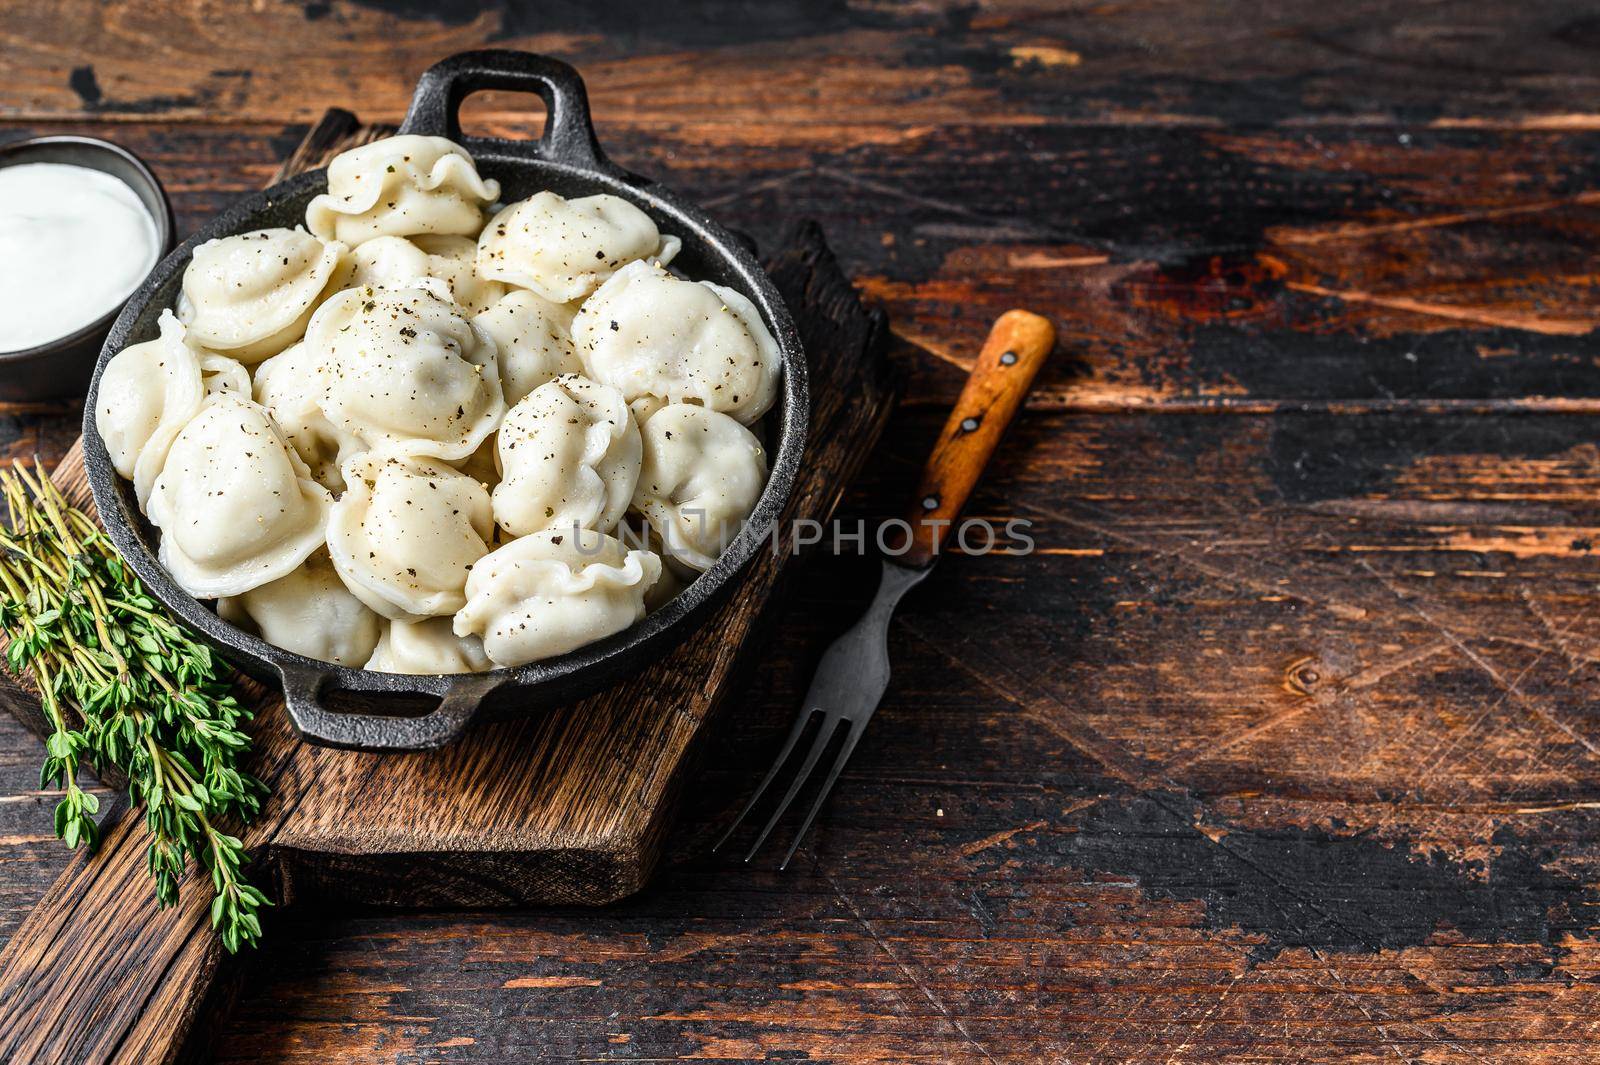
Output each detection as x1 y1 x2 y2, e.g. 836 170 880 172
7 2 1600 1060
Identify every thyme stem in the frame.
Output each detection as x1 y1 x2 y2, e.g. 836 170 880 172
0 460 269 951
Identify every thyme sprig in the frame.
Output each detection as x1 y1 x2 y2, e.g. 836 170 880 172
0 460 270 951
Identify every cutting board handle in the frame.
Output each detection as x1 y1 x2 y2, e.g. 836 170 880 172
0 796 229 1065
902 310 1056 568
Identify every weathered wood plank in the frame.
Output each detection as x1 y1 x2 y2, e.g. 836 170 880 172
6 1 1600 128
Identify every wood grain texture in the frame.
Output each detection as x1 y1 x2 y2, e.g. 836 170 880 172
905 310 1054 566
6 0 1600 129
5 3 1600 1061
0 113 895 1063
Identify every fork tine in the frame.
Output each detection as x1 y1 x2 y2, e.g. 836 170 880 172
712 707 821 853
743 715 845 862
779 722 865 871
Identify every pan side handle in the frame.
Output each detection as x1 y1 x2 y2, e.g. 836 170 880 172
399 49 609 172
278 665 505 753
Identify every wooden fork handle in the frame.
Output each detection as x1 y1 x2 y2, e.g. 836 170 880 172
902 310 1056 568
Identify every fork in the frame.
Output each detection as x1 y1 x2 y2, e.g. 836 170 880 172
714 309 1057 868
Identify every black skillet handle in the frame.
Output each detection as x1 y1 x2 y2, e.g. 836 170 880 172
278 665 506 753
399 50 610 172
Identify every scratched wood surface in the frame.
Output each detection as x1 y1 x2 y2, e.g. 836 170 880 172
6 1 1600 1061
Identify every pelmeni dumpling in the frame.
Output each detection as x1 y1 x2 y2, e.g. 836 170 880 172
217 551 381 667
145 394 333 599
476 191 680 304
473 290 582 405
365 617 492 675
346 234 507 314
452 529 660 668
252 342 359 492
493 374 640 537
628 395 669 424
326 450 493 620
200 354 252 399
177 227 348 363
95 310 205 507
574 260 780 425
632 404 767 571
308 280 505 461
305 135 500 245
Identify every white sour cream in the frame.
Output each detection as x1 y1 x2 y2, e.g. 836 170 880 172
0 162 160 352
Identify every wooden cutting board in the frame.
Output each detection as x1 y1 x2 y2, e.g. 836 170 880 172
0 110 896 1064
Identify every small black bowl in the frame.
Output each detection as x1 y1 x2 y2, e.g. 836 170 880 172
0 136 175 402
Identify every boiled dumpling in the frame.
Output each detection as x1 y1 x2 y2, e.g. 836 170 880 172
493 374 640 537
573 260 779 425
346 234 507 314
305 135 500 245
177 227 348 363
452 528 660 668
628 395 669 424
326 450 493 620
145 394 333 599
632 404 767 572
95 310 205 508
307 279 506 461
365 617 492 675
476 191 679 304
252 341 360 493
473 290 582 405
200 354 252 399
217 551 381 667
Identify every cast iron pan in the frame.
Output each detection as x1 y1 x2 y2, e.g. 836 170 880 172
83 51 809 752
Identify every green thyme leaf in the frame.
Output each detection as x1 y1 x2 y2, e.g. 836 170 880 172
0 461 270 951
